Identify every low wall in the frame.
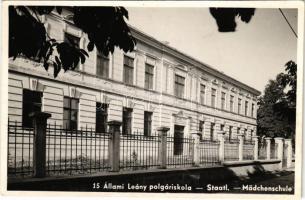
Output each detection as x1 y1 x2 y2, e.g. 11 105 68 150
7 159 285 192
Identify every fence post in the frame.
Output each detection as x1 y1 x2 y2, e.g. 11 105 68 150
192 133 200 166
218 131 225 163
284 139 292 168
157 126 170 169
237 134 244 161
275 137 284 170
265 137 272 160
30 111 51 178
108 121 121 172
252 136 259 160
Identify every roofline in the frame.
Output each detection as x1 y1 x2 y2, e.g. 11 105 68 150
128 25 261 96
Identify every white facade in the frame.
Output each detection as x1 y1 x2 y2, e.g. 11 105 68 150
8 11 260 140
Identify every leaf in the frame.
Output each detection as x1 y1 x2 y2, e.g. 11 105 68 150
43 62 49 71
79 49 89 57
53 62 58 77
79 52 86 64
55 56 61 66
9 6 136 77
210 8 255 32
72 56 80 69
120 7 129 19
51 42 59 47
87 42 94 52
56 7 62 14
49 39 56 43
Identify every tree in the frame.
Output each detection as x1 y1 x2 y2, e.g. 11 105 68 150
257 61 297 140
9 6 136 77
9 6 255 77
209 8 255 32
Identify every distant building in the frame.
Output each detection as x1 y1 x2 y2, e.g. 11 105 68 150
8 10 261 146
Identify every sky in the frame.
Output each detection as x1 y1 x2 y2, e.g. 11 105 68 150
127 7 298 93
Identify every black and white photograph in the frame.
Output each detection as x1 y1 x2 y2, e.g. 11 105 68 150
0 1 304 199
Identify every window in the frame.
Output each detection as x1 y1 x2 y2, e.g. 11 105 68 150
122 107 132 135
64 32 80 47
237 127 240 135
245 101 249 116
230 95 234 112
96 103 108 133
96 52 109 78
144 111 152 136
63 97 79 130
199 121 205 140
251 103 255 117
174 74 185 98
64 33 80 70
123 56 134 85
238 98 242 114
22 89 43 128
220 124 224 131
210 123 215 141
211 89 217 108
221 92 226 110
200 84 206 104
250 130 253 141
228 126 233 141
145 63 154 90
199 121 204 133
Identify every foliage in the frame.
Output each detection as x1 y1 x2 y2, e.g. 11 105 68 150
9 6 257 78
257 61 297 139
210 8 255 32
9 6 136 77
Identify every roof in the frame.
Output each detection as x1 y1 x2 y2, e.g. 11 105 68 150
128 24 261 96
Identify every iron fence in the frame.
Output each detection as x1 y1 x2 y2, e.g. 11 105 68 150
258 142 267 160
45 123 110 176
270 142 278 159
119 132 160 170
9 119 267 179
8 121 34 177
224 140 239 161
166 136 194 168
243 143 254 160
244 140 254 145
198 140 220 166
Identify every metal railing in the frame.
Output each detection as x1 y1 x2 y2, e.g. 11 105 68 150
243 143 255 160
8 121 34 177
9 118 286 179
166 136 194 168
270 142 278 159
120 133 160 170
198 140 220 166
224 140 239 161
258 142 267 160
45 123 110 176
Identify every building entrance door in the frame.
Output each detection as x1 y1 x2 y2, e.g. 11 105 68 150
174 125 184 155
